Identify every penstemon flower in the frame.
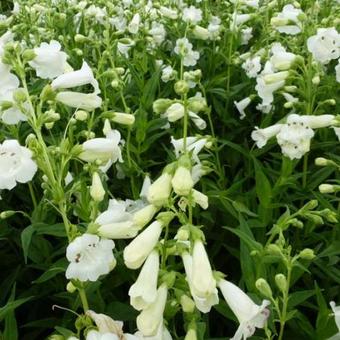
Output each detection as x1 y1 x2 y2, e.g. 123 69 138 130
128 250 160 310
218 279 270 340
271 4 303 35
28 40 68 79
0 140 37 190
65 233 116 282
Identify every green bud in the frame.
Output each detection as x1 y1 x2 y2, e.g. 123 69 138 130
74 34 88 43
319 208 338 223
75 110 88 121
44 122 55 130
266 244 282 256
301 200 318 211
153 98 173 114
40 85 56 101
22 49 36 62
1 101 13 110
161 271 176 288
156 211 175 226
275 273 287 293
315 157 331 166
0 211 16 219
13 88 27 103
174 80 189 95
255 278 273 298
299 248 316 260
180 294 196 313
66 281 77 293
48 335 65 340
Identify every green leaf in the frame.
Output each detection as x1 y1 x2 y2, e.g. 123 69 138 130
21 225 35 264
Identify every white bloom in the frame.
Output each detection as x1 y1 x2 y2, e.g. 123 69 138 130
172 166 194 196
207 16 221 40
129 250 160 310
161 65 177 82
65 233 115 282
0 90 28 125
79 129 123 170
241 27 253 45
271 4 303 35
0 62 19 92
136 284 168 336
29 40 68 79
270 43 297 71
56 91 102 111
164 103 185 122
117 39 135 58
330 301 340 333
218 279 270 340
188 111 207 130
336 60 340 83
192 189 208 209
234 97 251 119
128 13 141 34
182 6 202 25
147 173 173 206
135 322 172 340
182 251 219 313
159 6 178 19
191 240 217 299
85 5 107 23
171 136 208 163
0 31 13 57
242 56 261 78
123 220 163 269
307 28 340 64
192 26 210 40
149 22 166 45
51 61 100 94
230 13 251 30
251 124 284 148
174 38 200 67
0 140 37 190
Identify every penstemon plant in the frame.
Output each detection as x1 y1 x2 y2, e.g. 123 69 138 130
0 0 339 339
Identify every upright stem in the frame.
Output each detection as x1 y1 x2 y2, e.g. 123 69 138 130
78 286 89 312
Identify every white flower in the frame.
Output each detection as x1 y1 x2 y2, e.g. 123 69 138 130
123 220 163 269
182 251 219 313
117 39 135 58
172 166 194 196
147 173 173 206
0 31 13 57
96 199 139 239
164 103 185 122
0 89 28 125
242 56 261 78
270 43 297 71
159 6 178 19
191 240 217 299
129 250 160 310
65 234 115 282
234 97 251 119
56 91 102 111
307 28 340 64
336 60 340 83
79 129 123 170
241 27 253 45
136 284 168 336
149 22 166 45
218 279 270 340
271 4 303 35
171 136 209 163
134 323 172 340
29 40 68 79
188 111 207 130
0 140 37 190
86 330 137 340
230 13 251 30
330 301 340 336
51 61 100 94
182 6 202 25
192 189 209 209
128 13 141 34
0 62 19 93
251 124 284 148
174 38 200 67
207 16 221 40
161 65 177 82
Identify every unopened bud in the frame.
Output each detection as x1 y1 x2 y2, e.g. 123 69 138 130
90 172 105 202
275 273 287 293
66 281 77 293
319 184 340 194
315 157 330 166
180 294 196 313
0 211 16 219
299 248 315 260
111 112 135 126
75 110 88 121
312 75 320 85
256 278 273 298
174 80 189 95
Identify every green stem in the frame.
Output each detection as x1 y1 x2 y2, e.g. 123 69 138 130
302 153 308 188
28 182 37 209
278 264 292 340
78 286 89 312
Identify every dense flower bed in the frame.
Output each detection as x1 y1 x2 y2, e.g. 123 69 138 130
0 0 339 339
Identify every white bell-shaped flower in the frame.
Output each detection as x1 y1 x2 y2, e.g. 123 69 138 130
136 284 168 336
56 91 102 111
123 220 163 269
147 173 173 207
218 279 270 340
0 140 37 190
29 40 68 79
307 28 340 64
271 4 303 35
129 250 160 310
251 124 284 148
65 233 115 282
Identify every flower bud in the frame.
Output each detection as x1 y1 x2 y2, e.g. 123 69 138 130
192 189 208 209
180 294 196 313
147 173 173 206
22 49 36 61
315 157 330 166
184 328 197 340
192 26 210 40
90 172 105 202
264 71 289 84
74 34 88 43
66 281 77 293
13 88 27 103
174 80 189 95
165 103 185 122
0 211 16 219
299 248 316 260
132 204 158 229
48 335 65 340
255 278 273 298
266 244 282 256
172 166 194 196
75 110 88 121
111 112 135 125
312 75 320 85
176 227 190 241
153 98 173 114
275 274 287 293
319 184 339 193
